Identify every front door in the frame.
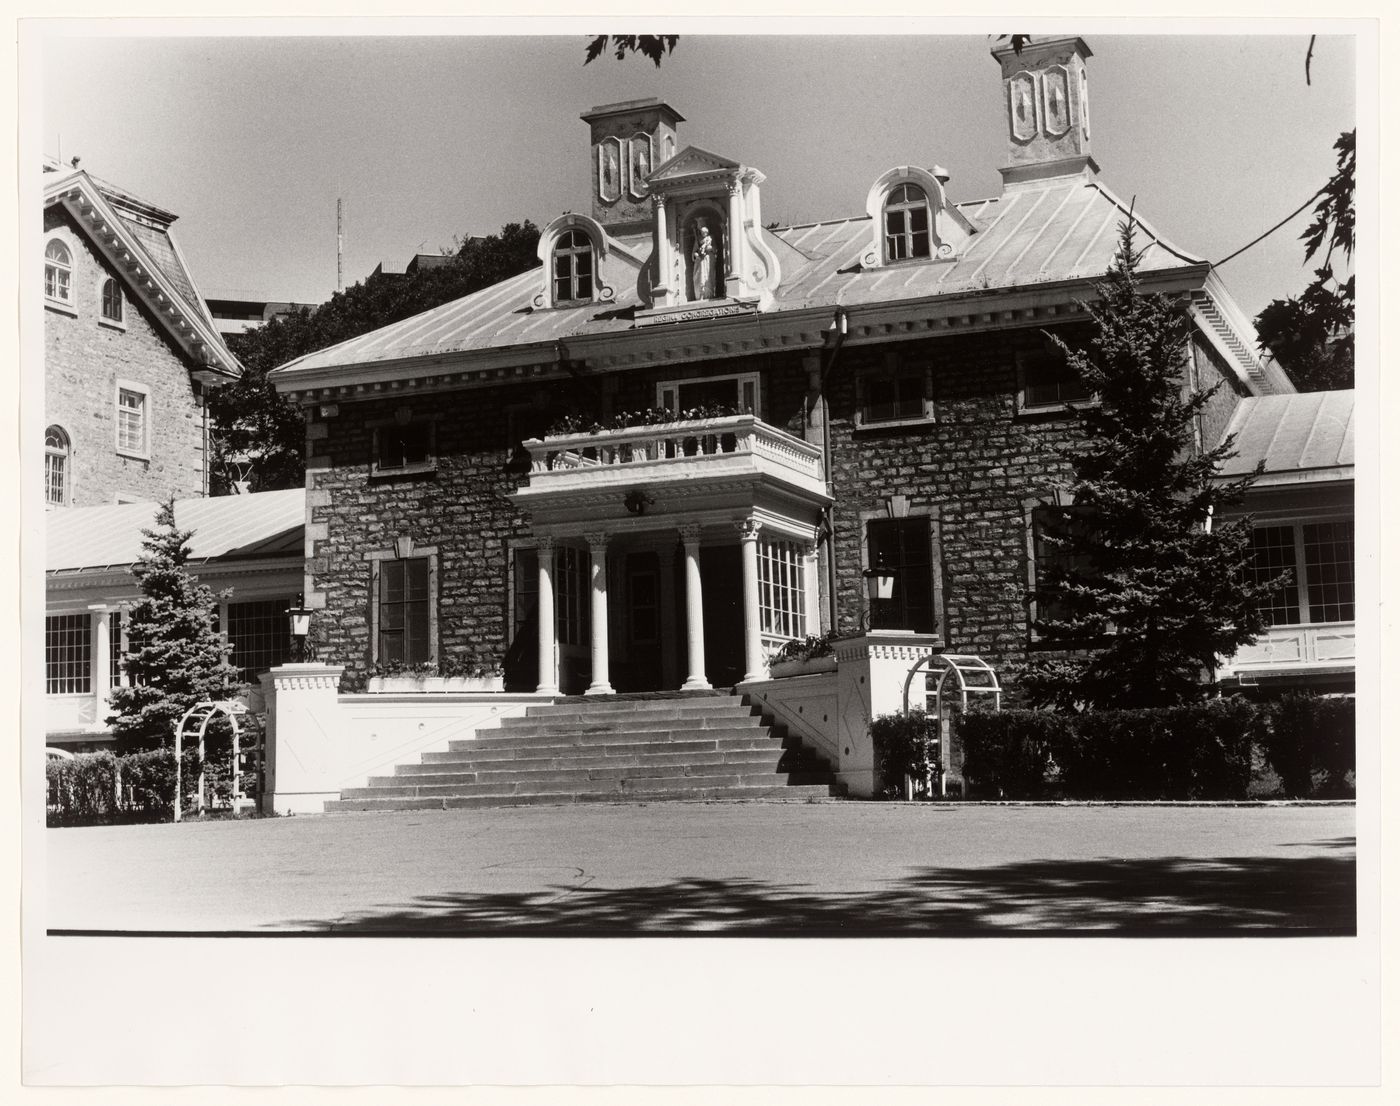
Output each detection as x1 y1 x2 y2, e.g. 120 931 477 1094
617 552 663 691
700 545 745 688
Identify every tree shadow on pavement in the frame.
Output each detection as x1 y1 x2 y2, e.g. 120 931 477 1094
279 849 1356 936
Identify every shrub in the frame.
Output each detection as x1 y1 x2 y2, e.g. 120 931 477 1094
1058 699 1256 800
1258 693 1355 798
46 752 120 823
957 710 1065 799
870 711 942 798
48 747 206 826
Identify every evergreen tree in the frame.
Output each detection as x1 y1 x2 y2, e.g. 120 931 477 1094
1019 221 1275 711
107 498 241 750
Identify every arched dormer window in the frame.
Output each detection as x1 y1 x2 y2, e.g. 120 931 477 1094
45 239 72 305
45 425 70 507
101 277 123 323
883 184 932 262
863 165 975 270
536 214 616 309
553 230 594 304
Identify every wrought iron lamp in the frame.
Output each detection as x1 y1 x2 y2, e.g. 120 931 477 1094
860 560 897 630
286 595 314 663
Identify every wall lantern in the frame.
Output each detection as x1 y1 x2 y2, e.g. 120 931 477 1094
286 595 314 663
624 489 653 516
863 563 896 602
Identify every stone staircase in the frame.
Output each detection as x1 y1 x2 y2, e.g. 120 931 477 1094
325 693 844 811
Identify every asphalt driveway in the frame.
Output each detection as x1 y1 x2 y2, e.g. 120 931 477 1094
45 800 1356 935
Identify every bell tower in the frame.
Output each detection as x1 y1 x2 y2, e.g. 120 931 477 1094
581 98 684 234
991 37 1097 187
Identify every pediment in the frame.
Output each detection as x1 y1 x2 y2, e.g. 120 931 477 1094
647 145 741 184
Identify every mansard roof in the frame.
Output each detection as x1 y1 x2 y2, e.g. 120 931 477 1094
44 166 240 379
270 175 1272 394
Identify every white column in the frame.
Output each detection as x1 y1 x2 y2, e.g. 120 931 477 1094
656 542 679 690
725 180 743 296
802 541 822 636
535 536 558 695
653 194 672 305
89 605 111 722
737 518 765 683
584 531 614 695
679 524 710 690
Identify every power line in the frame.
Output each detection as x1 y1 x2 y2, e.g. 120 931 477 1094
1214 185 1327 269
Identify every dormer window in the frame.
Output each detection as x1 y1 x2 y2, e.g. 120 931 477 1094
553 230 594 304
884 184 932 262
45 239 72 305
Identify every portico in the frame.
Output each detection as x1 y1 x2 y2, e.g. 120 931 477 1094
513 413 830 694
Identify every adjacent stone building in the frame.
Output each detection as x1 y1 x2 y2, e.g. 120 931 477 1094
271 37 1313 704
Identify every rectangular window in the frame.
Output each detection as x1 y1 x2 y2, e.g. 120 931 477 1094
1030 506 1097 627
513 548 539 637
867 518 936 633
109 610 124 687
657 372 760 417
378 557 432 664
858 355 931 426
374 423 433 474
117 387 147 454
1247 525 1301 626
226 599 293 681
556 546 589 648
758 539 806 641
1303 520 1354 623
46 613 92 695
1020 348 1092 411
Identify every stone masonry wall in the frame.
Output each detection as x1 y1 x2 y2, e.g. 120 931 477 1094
1192 332 1249 453
44 207 206 507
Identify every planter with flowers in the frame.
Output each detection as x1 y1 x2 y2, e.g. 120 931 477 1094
767 631 841 679
367 657 505 693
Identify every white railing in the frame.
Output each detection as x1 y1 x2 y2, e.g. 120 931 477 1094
1226 621 1356 672
524 414 824 484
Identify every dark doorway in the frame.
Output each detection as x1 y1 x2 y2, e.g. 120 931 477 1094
616 552 663 691
700 544 744 688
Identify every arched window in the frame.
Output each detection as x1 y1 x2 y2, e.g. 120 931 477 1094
45 425 70 507
45 240 72 304
101 277 123 323
552 230 594 304
883 184 932 262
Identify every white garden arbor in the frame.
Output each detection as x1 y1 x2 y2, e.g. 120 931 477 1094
901 653 1002 796
172 700 264 821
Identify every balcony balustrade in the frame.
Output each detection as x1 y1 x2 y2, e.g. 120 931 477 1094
1223 621 1356 676
519 414 827 499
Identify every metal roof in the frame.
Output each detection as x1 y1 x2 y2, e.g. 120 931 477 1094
46 489 305 575
273 177 1201 379
1217 391 1354 480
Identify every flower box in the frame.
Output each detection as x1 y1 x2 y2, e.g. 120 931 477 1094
768 655 839 679
367 675 504 694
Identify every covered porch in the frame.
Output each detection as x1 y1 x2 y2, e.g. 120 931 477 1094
511 414 832 694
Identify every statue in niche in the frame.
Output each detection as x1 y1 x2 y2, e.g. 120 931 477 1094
690 220 716 301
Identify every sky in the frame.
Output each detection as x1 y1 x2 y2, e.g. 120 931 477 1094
35 29 1356 321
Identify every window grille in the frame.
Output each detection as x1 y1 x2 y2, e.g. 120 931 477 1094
1021 349 1092 409
378 557 431 664
1303 520 1354 623
117 388 146 453
376 423 432 471
44 425 69 506
227 599 292 680
758 539 805 640
867 517 936 632
883 184 932 262
552 230 594 303
101 277 123 322
45 239 72 302
109 610 124 686
1247 525 1301 626
46 613 91 694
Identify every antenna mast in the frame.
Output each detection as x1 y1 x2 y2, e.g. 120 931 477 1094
336 197 344 292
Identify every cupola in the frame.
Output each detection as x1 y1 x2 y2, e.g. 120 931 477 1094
991 36 1097 187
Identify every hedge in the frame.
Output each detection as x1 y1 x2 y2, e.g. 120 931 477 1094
47 748 206 826
870 711 942 798
955 695 1351 801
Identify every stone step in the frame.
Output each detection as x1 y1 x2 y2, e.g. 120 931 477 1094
454 725 778 752
393 746 799 776
370 756 829 790
521 697 738 717
497 712 759 735
424 736 787 764
506 703 758 726
325 782 840 812
343 768 827 800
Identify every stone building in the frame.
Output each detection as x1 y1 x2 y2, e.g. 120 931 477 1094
270 37 1312 708
43 160 240 508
